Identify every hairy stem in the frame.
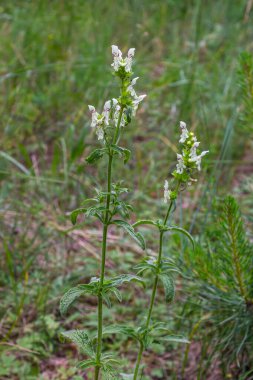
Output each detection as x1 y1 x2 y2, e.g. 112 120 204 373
113 107 124 145
94 154 112 380
145 232 164 328
133 200 174 379
94 103 124 379
133 342 144 380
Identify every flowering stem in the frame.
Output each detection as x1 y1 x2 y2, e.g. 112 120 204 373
94 105 124 380
113 107 124 145
133 200 174 379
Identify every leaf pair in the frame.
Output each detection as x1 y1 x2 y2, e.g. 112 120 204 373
101 322 189 350
70 203 109 224
60 329 120 378
85 145 131 165
60 274 144 315
111 219 145 250
133 219 194 248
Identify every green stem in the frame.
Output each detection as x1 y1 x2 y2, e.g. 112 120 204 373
94 154 113 380
113 107 124 145
133 342 144 380
94 100 124 379
164 200 174 225
133 200 174 379
145 232 164 328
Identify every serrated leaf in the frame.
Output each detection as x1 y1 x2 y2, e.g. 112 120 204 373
70 207 87 225
135 256 157 275
100 355 121 379
165 226 194 248
86 205 108 218
102 292 112 308
132 219 157 228
59 330 94 356
109 287 122 302
60 284 92 314
135 232 146 250
106 274 145 288
81 197 98 206
159 274 175 303
160 335 190 344
111 145 131 164
115 201 133 219
86 148 105 164
111 220 145 250
102 325 139 340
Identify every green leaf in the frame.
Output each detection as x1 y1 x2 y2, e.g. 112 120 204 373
165 226 194 248
101 275 144 307
160 335 190 344
115 201 133 219
111 145 131 164
132 219 157 228
159 274 175 303
60 284 92 314
106 274 145 289
111 220 145 250
59 330 94 356
81 197 98 206
86 148 105 164
109 287 122 302
122 148 131 164
100 354 121 379
70 207 87 225
101 364 119 380
102 325 139 341
81 204 109 223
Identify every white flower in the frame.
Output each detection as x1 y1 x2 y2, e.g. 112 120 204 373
103 100 111 111
113 104 125 128
111 45 123 71
103 100 111 125
103 99 118 125
164 180 172 203
189 141 200 160
127 77 139 97
133 94 146 105
176 153 186 174
125 48 135 72
112 98 118 106
96 127 104 141
111 45 135 72
132 94 146 115
179 121 189 143
88 104 107 141
191 150 209 171
88 105 102 128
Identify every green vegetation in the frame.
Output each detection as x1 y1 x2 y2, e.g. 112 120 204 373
0 1 253 379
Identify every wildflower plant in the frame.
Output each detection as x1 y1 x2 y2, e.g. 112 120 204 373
131 122 208 379
59 46 146 379
59 44 209 379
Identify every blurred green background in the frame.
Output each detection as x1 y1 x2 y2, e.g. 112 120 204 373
0 1 253 379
